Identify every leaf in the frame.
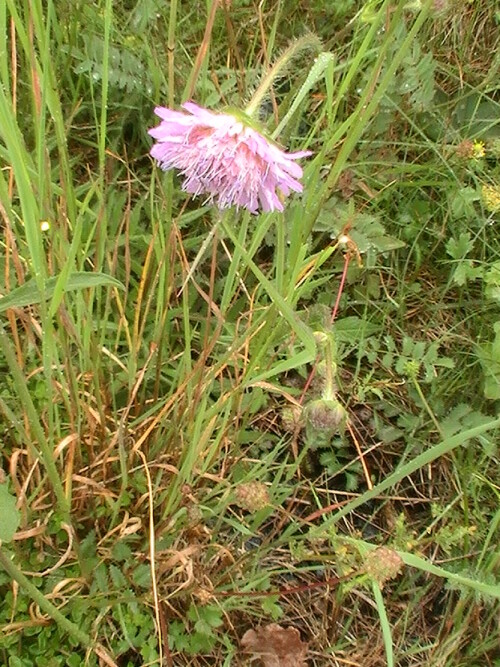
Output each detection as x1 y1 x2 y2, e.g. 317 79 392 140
0 272 124 314
483 262 500 304
109 563 128 588
241 624 308 667
260 595 283 621
132 563 152 589
440 404 473 438
450 187 480 220
370 234 406 252
333 316 380 341
452 92 500 139
0 480 20 543
446 232 474 259
452 260 479 287
477 321 500 400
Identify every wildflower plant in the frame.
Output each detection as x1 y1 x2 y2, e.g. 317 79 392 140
2 2 500 666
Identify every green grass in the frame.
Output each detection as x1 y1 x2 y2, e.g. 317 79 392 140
0 1 499 666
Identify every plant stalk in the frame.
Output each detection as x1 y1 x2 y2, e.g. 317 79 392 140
0 547 93 646
245 33 322 117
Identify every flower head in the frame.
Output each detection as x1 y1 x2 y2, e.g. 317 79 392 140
472 140 486 159
364 547 403 587
455 139 486 161
234 482 270 512
148 102 310 213
305 398 346 433
482 184 500 213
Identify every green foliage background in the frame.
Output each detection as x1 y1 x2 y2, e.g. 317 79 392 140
0 0 499 665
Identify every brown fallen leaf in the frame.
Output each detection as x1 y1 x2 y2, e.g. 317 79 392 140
241 623 308 667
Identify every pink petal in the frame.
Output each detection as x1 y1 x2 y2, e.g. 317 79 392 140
148 102 311 213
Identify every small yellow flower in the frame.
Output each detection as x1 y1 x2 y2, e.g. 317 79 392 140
481 184 500 213
40 220 50 231
455 139 485 160
472 141 485 159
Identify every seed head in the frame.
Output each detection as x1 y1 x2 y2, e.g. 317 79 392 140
364 547 403 587
234 482 270 512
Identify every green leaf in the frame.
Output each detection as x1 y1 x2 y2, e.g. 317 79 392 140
132 563 152 589
334 316 380 340
109 563 128 588
477 321 500 400
0 272 124 314
0 481 20 543
450 187 480 220
440 404 473 438
261 595 283 620
452 92 500 139
111 539 133 562
483 262 500 304
446 232 474 259
371 234 406 252
452 260 481 287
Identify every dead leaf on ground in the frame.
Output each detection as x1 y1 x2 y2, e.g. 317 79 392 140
241 623 308 667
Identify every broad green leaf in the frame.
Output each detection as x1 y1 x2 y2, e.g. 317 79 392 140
0 482 20 543
0 272 124 314
334 316 380 340
371 234 406 252
446 232 474 259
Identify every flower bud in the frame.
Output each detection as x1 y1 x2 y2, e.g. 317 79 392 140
305 399 346 433
281 405 303 433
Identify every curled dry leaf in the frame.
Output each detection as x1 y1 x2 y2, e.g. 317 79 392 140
241 623 308 667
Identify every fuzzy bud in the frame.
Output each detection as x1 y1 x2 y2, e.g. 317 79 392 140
305 398 346 433
281 405 303 433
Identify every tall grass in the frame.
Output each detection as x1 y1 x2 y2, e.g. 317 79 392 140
0 1 499 665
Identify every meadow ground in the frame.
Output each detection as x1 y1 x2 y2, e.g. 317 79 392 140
0 1 499 666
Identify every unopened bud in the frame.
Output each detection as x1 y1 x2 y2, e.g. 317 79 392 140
305 399 346 433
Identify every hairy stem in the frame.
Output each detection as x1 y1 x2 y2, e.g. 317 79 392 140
245 33 322 117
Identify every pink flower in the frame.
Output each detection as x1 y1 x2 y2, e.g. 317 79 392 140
148 102 310 213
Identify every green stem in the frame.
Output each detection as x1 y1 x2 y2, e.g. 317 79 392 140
411 373 471 550
167 0 178 107
0 323 86 569
245 33 322 117
0 547 93 647
322 335 337 402
411 375 444 437
372 581 394 667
